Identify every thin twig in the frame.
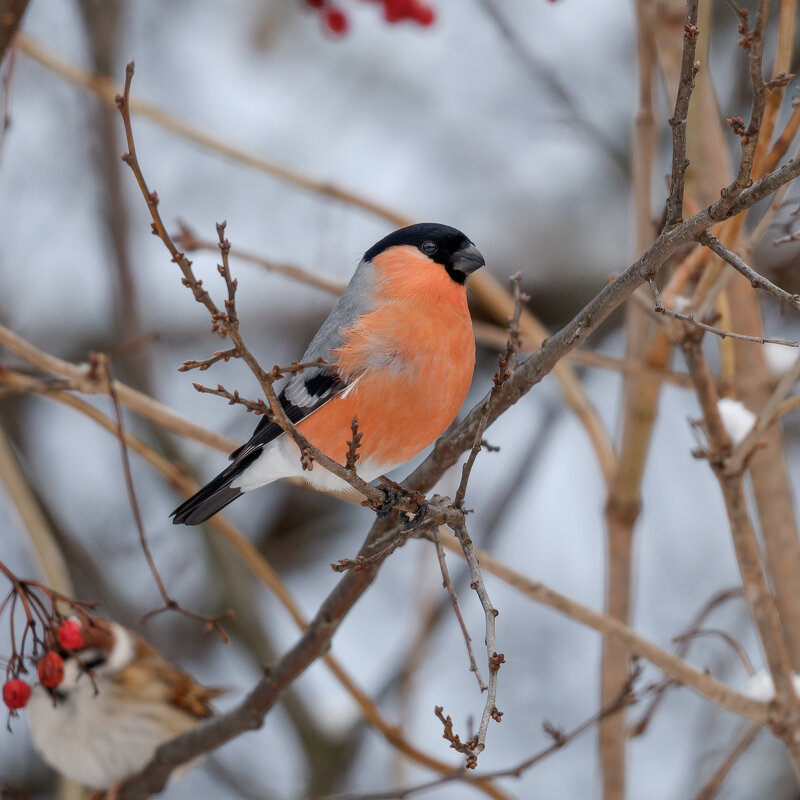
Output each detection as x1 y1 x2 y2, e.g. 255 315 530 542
454 274 526 510
710 0 771 219
692 724 760 800
114 61 452 524
175 220 347 296
666 0 701 227
631 587 744 736
7 376 508 798
345 416 362 473
192 382 271 415
672 628 756 676
701 232 800 312
178 347 239 372
100 353 232 641
328 679 641 800
0 323 237 454
477 0 627 175
432 527 486 692
657 305 797 347
723 353 800 473
681 333 800 768
451 523 502 760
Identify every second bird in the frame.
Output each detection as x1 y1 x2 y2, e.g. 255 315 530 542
172 222 485 525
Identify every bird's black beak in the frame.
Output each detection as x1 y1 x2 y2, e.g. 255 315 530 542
453 242 485 277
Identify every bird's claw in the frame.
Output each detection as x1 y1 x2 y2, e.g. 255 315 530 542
373 477 428 526
374 487 402 519
401 499 429 530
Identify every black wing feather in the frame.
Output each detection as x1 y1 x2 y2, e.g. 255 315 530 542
171 368 345 525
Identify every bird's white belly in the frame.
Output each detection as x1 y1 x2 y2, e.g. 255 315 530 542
28 681 170 789
231 434 394 493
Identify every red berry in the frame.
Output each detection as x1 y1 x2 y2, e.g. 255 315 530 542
384 0 412 22
306 0 325 7
324 6 348 34
3 679 31 710
37 652 65 689
58 619 84 651
412 3 435 25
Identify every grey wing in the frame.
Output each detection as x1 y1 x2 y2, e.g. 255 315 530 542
296 258 376 363
228 259 376 461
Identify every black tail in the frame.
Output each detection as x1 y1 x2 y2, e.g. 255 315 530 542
173 441 265 525
172 463 248 525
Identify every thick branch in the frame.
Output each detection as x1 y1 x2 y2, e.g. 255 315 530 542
113 520 498 800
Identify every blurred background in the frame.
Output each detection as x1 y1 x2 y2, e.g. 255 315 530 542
2 0 800 798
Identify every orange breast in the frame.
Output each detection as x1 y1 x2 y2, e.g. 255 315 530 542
297 246 476 470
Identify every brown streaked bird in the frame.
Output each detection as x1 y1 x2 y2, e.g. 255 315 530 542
27 618 221 791
171 222 485 525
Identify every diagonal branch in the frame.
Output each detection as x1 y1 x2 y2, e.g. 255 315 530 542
16 33 618 487
4 370 510 798
112 518 500 800
405 148 800 500
701 232 800 311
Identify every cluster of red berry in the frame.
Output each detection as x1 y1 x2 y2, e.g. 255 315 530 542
305 0 436 36
2 619 84 713
364 0 435 25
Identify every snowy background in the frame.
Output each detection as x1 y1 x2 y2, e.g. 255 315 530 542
2 1 800 798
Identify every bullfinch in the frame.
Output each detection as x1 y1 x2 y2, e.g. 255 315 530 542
171 222 485 525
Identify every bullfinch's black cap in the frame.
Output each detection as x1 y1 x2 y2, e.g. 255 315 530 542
363 222 485 284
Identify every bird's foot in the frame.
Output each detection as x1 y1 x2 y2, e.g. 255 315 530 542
374 486 401 519
374 476 427 526
401 498 429 530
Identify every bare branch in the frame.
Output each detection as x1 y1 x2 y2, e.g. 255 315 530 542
5 372 501 796
175 220 347 296
692 724 760 800
178 347 239 373
113 519 507 800
0 323 237 454
435 529 769 726
114 61 456 525
711 0 773 218
477 0 628 175
432 527 486 692
99 353 232 641
330 678 640 800
672 628 755 676
631 588 744 736
701 232 800 311
192 382 271 416
345 416 362 473
451 522 502 760
657 306 797 347
0 0 30 66
454 274 525 510
666 0 701 227
680 333 800 766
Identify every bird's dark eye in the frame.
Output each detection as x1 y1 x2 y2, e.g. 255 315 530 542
421 241 438 255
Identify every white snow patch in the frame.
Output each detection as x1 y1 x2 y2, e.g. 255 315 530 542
743 670 800 701
763 341 800 377
717 398 756 445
